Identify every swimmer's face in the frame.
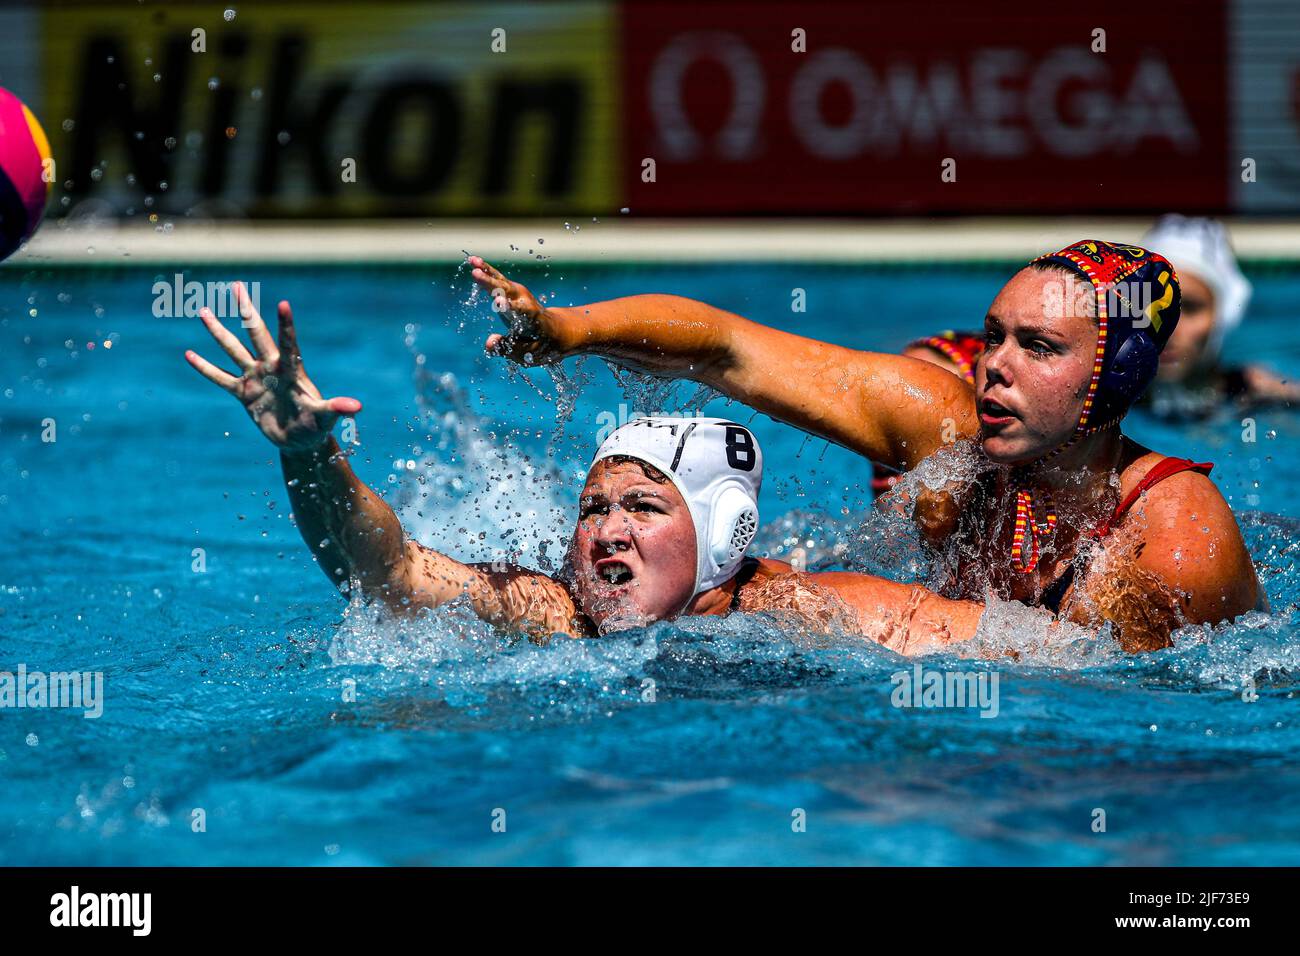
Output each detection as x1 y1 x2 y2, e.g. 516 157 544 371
976 267 1097 465
568 458 698 632
1157 270 1215 382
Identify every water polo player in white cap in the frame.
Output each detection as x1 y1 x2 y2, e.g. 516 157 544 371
1141 214 1300 418
184 285 978 651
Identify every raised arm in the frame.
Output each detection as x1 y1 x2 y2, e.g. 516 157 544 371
470 257 978 471
282 439 580 638
184 284 580 640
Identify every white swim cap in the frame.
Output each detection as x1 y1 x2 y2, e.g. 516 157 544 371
591 416 762 602
1142 215 1252 361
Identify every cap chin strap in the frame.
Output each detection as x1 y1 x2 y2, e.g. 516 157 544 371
1008 417 1122 573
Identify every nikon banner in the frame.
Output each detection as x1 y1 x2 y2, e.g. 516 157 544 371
22 1 618 218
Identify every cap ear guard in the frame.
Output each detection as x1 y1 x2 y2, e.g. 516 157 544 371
1100 332 1161 407
705 485 759 581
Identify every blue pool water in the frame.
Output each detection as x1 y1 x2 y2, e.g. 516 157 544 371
2 256 1299 865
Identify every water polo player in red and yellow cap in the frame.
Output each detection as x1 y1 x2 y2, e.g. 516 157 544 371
472 240 1264 653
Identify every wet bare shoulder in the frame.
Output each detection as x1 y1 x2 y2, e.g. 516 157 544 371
734 559 859 631
1086 449 1259 642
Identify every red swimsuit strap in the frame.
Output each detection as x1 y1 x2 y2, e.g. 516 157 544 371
1091 457 1214 540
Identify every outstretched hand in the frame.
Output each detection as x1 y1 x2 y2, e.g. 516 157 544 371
468 255 574 365
184 282 361 453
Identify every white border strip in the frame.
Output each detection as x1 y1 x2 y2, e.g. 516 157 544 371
9 218 1300 265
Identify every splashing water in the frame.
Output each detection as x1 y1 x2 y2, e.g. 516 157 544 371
348 361 1300 687
606 363 722 419
394 365 573 573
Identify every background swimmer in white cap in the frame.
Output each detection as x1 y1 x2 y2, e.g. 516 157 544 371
184 284 981 652
1141 214 1300 418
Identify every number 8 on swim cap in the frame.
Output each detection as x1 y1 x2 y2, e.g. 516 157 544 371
591 417 763 598
0 87 53 262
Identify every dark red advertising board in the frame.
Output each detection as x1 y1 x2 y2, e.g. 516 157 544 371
620 1 1230 214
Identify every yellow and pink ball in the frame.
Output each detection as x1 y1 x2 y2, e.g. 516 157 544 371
0 87 52 261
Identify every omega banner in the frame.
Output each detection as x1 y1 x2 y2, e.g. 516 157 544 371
4 0 1297 217
621 0 1231 214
